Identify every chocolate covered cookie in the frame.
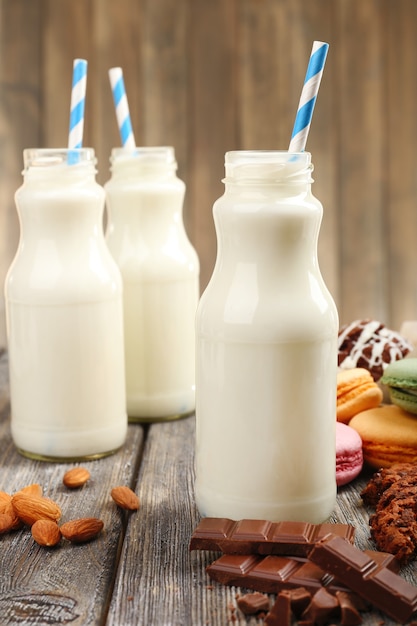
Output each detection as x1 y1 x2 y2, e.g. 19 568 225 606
338 319 412 381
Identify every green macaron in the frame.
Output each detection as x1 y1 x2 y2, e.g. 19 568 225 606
381 358 417 414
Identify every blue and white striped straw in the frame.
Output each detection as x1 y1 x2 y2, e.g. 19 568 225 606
289 41 329 152
109 67 136 149
68 59 88 151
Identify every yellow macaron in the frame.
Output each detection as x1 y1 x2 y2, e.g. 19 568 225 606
337 367 383 424
349 404 417 468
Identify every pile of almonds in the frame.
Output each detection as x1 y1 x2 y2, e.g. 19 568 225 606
0 467 139 548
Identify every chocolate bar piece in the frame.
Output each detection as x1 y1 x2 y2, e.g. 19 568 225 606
264 590 292 626
335 591 362 626
236 592 269 615
284 587 313 618
309 534 417 624
301 587 340 624
206 549 400 597
264 588 314 625
190 517 355 556
207 553 348 596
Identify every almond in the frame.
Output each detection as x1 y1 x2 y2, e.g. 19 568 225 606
17 483 43 498
63 467 91 489
31 519 62 547
0 492 22 530
60 517 104 543
5 503 22 530
11 493 62 526
0 491 11 514
0 512 14 534
111 486 140 511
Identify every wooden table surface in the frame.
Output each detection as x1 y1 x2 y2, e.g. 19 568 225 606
0 350 416 626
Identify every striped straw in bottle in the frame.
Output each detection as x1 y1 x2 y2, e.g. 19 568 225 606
68 59 88 153
109 67 136 149
289 41 329 152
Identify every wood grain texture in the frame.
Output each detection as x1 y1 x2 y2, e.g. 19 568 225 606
0 355 145 626
100 412 417 626
0 0 43 347
1 1 417 338
0 351 416 624
187 0 239 291
91 0 143 185
335 0 388 325
385 0 417 330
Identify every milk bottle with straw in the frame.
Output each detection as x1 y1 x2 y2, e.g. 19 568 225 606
105 68 200 422
5 59 127 460
195 42 339 523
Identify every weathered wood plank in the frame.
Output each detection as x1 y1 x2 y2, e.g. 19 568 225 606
284 0 339 306
0 0 43 348
187 0 239 292
107 409 414 625
0 352 145 626
238 0 340 319
42 0 93 148
142 0 191 235
385 0 417 330
90 0 143 186
335 0 388 325
107 415 271 626
0 347 416 625
1 0 417 338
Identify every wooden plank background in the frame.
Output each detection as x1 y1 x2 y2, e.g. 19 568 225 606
0 0 417 346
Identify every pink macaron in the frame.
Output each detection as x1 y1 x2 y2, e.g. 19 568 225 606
336 421 363 486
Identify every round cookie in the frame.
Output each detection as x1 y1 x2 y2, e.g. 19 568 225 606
336 421 363 486
349 404 417 468
337 367 383 423
381 358 417 415
338 319 412 381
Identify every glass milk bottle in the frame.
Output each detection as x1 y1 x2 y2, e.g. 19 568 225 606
195 151 339 523
5 148 127 460
105 147 200 422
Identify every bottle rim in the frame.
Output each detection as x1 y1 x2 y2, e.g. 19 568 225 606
110 146 176 165
23 148 96 170
224 150 313 184
225 150 311 163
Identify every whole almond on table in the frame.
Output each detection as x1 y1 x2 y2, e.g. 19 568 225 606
11 493 62 526
16 483 43 497
0 512 14 534
31 519 62 547
63 467 91 488
60 517 104 543
111 486 140 511
0 492 22 530
0 491 11 514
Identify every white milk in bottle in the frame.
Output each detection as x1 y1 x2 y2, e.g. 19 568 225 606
195 151 339 523
105 147 200 421
5 148 127 460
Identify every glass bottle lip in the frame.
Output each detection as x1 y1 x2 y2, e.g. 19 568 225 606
110 146 176 166
224 150 313 184
23 148 97 170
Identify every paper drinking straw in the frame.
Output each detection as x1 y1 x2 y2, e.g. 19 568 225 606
289 41 329 152
109 67 136 149
68 59 88 150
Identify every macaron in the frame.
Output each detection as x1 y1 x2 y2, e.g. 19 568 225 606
380 358 417 415
349 404 417 468
336 421 363 486
336 367 383 424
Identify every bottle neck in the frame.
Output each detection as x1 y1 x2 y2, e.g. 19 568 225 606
22 148 97 184
213 151 321 279
223 150 314 193
109 146 178 180
17 148 104 245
